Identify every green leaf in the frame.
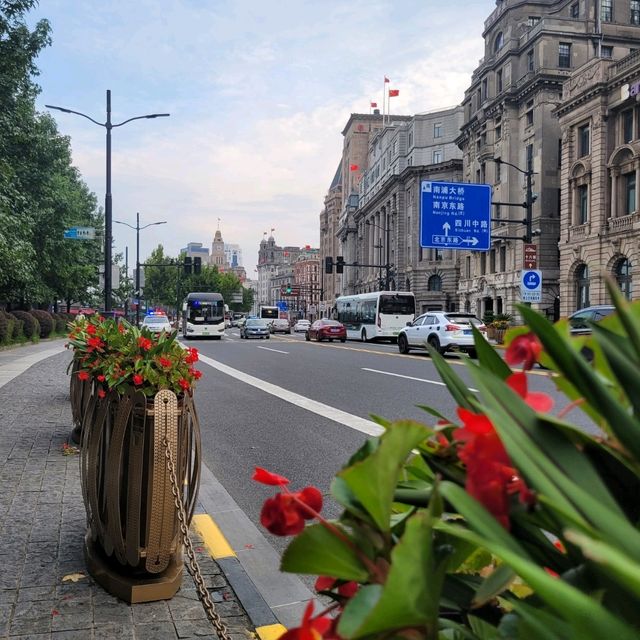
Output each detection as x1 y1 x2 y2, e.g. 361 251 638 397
338 512 442 638
472 563 516 608
468 615 499 639
428 349 477 410
338 421 429 531
499 599 572 640
472 325 512 379
280 523 368 582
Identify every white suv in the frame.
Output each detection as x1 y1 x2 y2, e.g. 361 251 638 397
397 312 484 358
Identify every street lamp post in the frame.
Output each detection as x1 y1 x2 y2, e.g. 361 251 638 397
365 220 392 290
115 213 167 326
46 91 169 312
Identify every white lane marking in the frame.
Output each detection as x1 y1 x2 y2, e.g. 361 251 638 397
362 367 479 393
198 353 383 437
257 346 289 354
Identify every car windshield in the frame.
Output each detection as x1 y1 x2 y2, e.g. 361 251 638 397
246 319 267 327
445 314 481 325
379 294 415 315
144 316 169 324
320 320 340 326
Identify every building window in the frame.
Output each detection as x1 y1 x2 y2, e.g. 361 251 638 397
625 172 636 214
578 124 590 156
480 253 487 275
577 184 589 224
601 45 613 58
497 69 503 93
526 144 534 172
434 123 442 138
480 162 486 183
428 275 442 291
571 2 580 17
528 16 541 27
495 160 501 183
494 32 504 53
601 0 613 22
632 0 640 24
482 78 488 100
495 123 502 140
499 245 506 271
526 100 534 126
489 249 496 273
465 256 471 278
527 49 535 71
623 109 634 142
576 264 590 309
559 42 572 68
615 258 633 298
433 149 443 163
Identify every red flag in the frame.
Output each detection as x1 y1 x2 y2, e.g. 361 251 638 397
389 89 399 97
350 164 359 171
384 76 390 83
370 101 377 108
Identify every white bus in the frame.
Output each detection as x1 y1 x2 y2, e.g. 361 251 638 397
259 305 279 326
182 292 225 339
335 291 416 342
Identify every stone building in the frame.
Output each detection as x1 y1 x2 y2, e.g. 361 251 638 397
456 0 640 320
210 229 226 269
293 254 320 319
319 164 342 312
351 107 465 313
256 235 308 306
557 51 640 313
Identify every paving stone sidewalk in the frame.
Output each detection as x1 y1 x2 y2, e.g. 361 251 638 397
0 350 254 639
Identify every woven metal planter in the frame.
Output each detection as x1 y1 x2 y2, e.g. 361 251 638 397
80 388 202 602
69 358 93 444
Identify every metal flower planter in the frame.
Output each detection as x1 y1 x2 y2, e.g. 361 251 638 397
80 387 202 603
69 358 93 444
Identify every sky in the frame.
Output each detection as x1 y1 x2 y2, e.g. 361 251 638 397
29 0 494 277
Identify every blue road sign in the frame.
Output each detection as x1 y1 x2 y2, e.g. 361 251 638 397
277 301 288 311
420 181 492 251
521 269 542 302
63 226 95 240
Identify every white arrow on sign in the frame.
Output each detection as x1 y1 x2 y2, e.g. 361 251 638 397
442 222 450 236
462 237 479 246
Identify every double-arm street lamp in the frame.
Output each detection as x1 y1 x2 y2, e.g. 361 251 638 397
365 220 392 290
46 90 170 312
115 213 166 327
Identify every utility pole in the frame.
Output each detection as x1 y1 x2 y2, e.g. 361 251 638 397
124 246 129 320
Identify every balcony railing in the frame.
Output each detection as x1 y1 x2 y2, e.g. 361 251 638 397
607 212 640 233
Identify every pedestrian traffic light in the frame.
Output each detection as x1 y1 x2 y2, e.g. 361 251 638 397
183 257 192 275
193 257 202 275
286 284 292 294
325 256 333 274
336 256 345 274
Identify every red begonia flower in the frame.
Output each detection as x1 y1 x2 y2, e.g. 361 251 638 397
97 388 106 399
86 324 96 335
87 336 104 350
253 467 290 486
137 336 152 351
96 374 105 382
297 487 323 516
278 602 333 640
185 347 199 364
77 371 90 381
315 576 358 599
158 357 172 368
506 372 554 413
505 332 542 370
132 374 144 386
178 378 190 391
259 487 323 536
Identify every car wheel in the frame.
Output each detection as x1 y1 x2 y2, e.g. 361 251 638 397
340 338 346 343
361 329 367 342
317 334 323 342
398 334 410 354
329 339 333 342
466 348 477 359
266 335 270 339
427 335 444 355
305 332 310 341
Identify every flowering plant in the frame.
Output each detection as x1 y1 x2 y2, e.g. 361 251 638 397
257 280 640 640
67 316 202 397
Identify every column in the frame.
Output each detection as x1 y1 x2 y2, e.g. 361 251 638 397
610 170 618 219
635 161 640 213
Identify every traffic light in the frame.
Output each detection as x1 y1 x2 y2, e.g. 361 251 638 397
193 257 202 275
325 256 334 274
286 284 292 294
183 257 192 275
336 256 345 274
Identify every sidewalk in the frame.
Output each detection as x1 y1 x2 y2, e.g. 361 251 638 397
0 344 255 639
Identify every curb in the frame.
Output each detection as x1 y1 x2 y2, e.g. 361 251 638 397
192 514 287 638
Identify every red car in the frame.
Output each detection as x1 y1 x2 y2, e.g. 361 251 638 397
305 319 347 342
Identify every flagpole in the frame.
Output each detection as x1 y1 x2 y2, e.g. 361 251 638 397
382 77 386 125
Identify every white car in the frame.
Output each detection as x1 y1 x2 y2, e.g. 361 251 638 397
141 313 173 334
397 312 484 358
293 319 311 333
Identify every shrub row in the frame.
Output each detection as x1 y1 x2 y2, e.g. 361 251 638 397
0 309 74 345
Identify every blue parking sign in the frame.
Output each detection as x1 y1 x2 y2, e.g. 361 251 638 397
420 181 492 251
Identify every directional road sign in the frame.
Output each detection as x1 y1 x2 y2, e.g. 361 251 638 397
276 301 288 311
63 226 96 240
420 181 491 251
521 269 542 302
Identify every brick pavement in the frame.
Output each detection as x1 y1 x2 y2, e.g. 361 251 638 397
0 349 254 639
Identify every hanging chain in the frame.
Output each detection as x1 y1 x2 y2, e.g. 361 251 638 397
163 436 232 640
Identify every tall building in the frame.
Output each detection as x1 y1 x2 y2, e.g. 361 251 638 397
456 0 640 320
210 229 226 269
319 163 342 312
181 242 209 261
557 51 640 313
224 244 242 268
256 234 306 306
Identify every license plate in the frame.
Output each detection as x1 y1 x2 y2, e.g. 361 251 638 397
463 330 471 335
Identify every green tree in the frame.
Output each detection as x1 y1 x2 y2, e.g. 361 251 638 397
142 245 178 310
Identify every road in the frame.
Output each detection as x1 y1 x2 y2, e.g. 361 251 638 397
182 328 596 557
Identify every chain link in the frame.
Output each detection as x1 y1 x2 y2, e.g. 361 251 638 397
163 436 232 640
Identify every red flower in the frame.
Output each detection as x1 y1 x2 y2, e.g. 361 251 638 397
315 576 358 599
278 602 333 640
87 336 105 350
506 372 554 413
505 332 542 371
185 347 199 364
137 336 152 351
96 374 106 382
260 487 323 536
86 324 96 335
97 388 106 399
158 357 172 368
178 378 190 391
77 371 90 381
191 368 203 380
118 323 126 334
132 374 144 386
253 467 290 486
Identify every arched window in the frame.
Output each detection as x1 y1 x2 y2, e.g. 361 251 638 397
428 275 443 291
615 258 633 299
575 264 590 309
494 32 504 53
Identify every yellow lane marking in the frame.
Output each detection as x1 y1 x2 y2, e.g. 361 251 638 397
192 514 236 559
256 624 287 640
273 335 550 376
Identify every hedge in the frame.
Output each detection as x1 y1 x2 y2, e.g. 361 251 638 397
51 313 67 333
11 311 40 340
30 310 54 338
7 312 23 340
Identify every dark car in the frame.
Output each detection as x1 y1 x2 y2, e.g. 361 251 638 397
240 318 270 339
568 305 615 335
305 319 347 342
270 318 291 334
